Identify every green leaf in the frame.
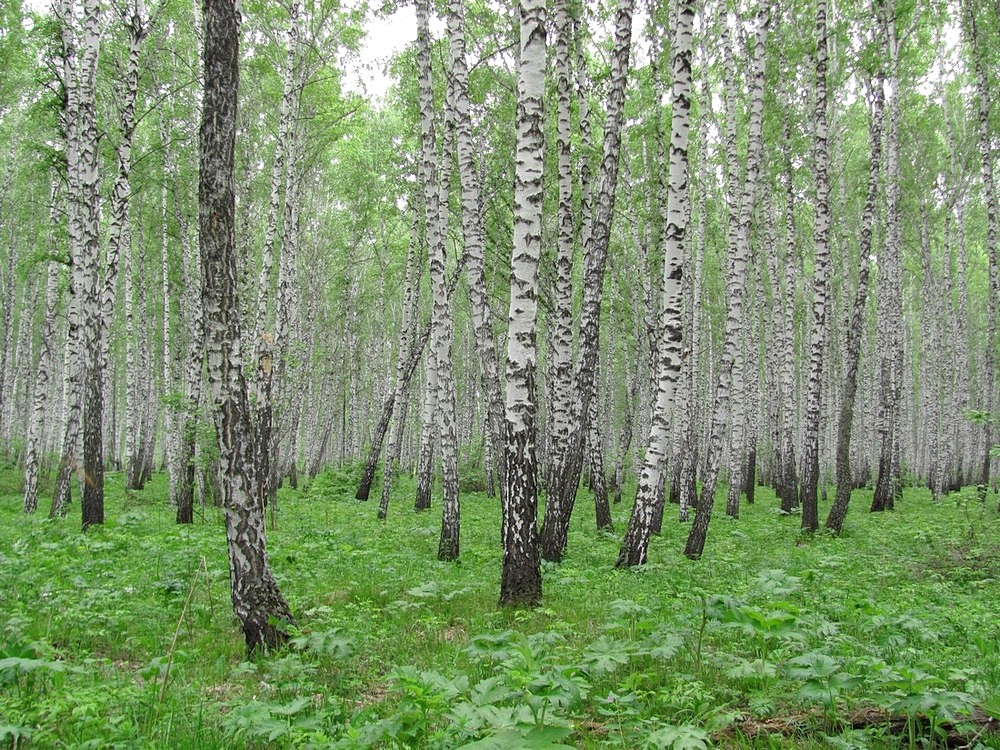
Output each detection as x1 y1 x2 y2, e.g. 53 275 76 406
644 723 711 750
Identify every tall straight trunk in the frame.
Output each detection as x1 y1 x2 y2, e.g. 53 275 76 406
964 0 998 500
176 180 203 524
200 0 293 653
448 0 506 501
684 5 769 559
264 1 305 507
718 15 744 519
544 0 576 502
826 78 884 534
123 219 143 490
540 0 633 563
872 0 905 513
99 1 146 472
51 0 87 519
24 205 62 514
160 115 184 511
777 97 800 513
500 0 546 607
77 0 103 530
799 0 831 533
412 0 461 556
617 0 695 567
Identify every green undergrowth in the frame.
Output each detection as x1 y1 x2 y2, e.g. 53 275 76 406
1 466 999 749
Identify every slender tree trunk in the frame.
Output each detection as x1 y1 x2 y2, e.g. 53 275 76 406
540 0 633 562
24 217 62 514
200 0 294 653
500 0 546 606
827 78 884 534
51 0 85 519
685 6 769 559
448 0 507 502
964 0 998 501
800 0 831 533
617 0 695 567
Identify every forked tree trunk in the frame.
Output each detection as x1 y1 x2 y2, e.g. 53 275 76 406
199 0 294 653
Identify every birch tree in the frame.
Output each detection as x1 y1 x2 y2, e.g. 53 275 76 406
199 0 294 652
617 0 695 568
540 0 633 563
501 0 546 606
800 0 831 532
684 4 769 559
826 76 884 534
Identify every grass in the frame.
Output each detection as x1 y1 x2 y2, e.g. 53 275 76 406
1 464 999 749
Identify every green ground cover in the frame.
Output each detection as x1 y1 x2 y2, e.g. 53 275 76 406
1 466 998 749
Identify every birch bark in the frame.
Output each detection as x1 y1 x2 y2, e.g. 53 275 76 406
501 0 546 606
199 0 294 652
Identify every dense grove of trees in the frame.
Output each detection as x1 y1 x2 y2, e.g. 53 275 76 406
0 0 997 645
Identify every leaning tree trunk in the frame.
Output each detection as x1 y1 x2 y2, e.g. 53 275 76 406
826 77 884 534
800 0 831 533
199 0 294 653
617 0 695 567
500 0 546 607
540 0 633 563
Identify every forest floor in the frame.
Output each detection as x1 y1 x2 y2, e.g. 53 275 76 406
1 464 999 749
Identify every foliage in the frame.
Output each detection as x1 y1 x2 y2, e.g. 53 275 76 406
0 472 998 748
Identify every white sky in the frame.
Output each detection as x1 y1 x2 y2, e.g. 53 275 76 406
21 0 420 101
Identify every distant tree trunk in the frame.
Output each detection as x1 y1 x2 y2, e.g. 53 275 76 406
500 0 546 607
378 216 422 517
872 0 905 513
685 5 769 559
540 0 633 563
826 77 883 535
123 221 143 490
588 371 613 531
776 98 800 514
100 0 146 476
617 0 695 567
199 0 294 653
800 0 831 533
24 213 62 514
448 0 506 502
175 181 203 525
721 13 756 521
